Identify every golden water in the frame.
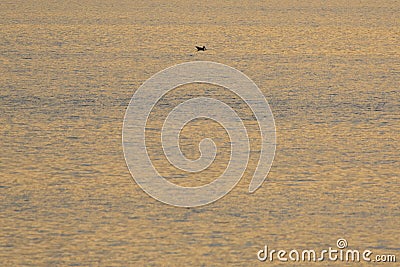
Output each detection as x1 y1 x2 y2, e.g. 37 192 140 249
1 1 399 265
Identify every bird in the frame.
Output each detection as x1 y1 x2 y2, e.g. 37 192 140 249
195 45 207 51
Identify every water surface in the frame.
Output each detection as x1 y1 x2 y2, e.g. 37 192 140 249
0 1 399 265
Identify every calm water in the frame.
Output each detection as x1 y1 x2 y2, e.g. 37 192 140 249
1 0 399 266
